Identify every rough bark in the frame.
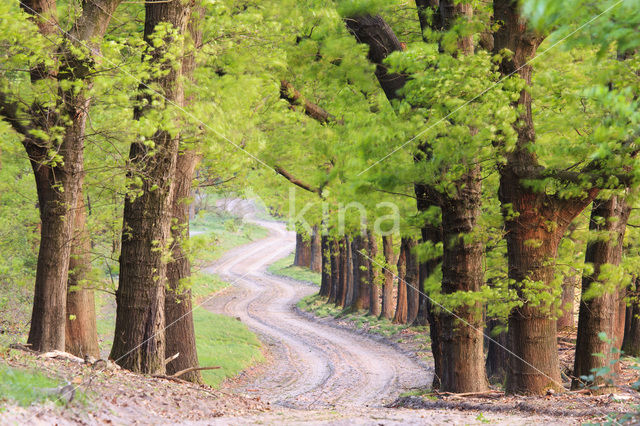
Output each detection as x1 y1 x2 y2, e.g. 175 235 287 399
493 0 597 395
65 192 99 358
310 226 322 273
165 151 202 384
380 235 396 320
163 6 204 384
14 0 122 352
368 233 381 317
294 231 312 267
111 0 192 374
393 238 410 324
573 197 631 390
439 165 487 392
344 15 406 102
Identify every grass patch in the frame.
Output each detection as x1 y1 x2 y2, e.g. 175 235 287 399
193 308 263 387
0 365 66 406
191 272 228 302
190 210 268 265
267 254 321 286
297 294 408 337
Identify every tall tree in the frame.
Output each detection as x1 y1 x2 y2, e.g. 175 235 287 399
111 0 193 374
573 196 631 389
164 6 204 384
0 0 121 352
492 1 599 394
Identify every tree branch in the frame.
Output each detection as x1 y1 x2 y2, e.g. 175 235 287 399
279 80 340 124
274 165 322 195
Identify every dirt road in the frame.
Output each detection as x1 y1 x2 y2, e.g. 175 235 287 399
204 220 430 409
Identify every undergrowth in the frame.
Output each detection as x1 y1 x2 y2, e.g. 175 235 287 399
297 294 409 338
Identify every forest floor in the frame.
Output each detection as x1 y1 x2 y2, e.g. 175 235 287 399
2 200 640 424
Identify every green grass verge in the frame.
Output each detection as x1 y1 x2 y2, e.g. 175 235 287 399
0 365 66 407
193 308 263 387
267 254 321 286
297 294 409 337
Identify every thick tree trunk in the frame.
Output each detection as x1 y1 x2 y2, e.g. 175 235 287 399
557 275 577 330
493 0 597 395
439 166 487 392
319 233 331 297
18 0 120 353
380 235 395 320
368 233 381 317
310 226 322 273
165 151 202 383
353 233 371 311
164 10 203 382
111 0 191 374
573 197 630 390
65 192 99 358
28 167 78 352
393 238 410 324
328 238 340 304
294 231 312 267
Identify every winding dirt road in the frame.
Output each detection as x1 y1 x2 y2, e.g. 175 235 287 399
203 219 431 410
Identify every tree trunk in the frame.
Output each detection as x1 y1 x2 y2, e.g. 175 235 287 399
111 0 191 374
319 233 331 297
164 9 204 383
405 239 419 325
380 235 395 320
165 151 202 384
485 319 508 384
294 231 312 267
623 287 640 356
393 238 409 324
493 0 597 395
353 233 371 311
18 0 121 353
65 192 99 358
338 237 349 308
557 275 577 330
573 197 631 390
439 165 487 392
328 238 340 304
310 226 322 273
368 233 381 317
345 237 355 307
